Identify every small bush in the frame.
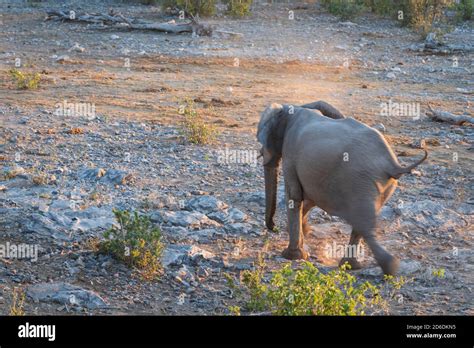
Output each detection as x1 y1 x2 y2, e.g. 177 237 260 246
321 0 367 20
179 98 218 145
10 288 25 316
364 0 395 15
453 0 473 20
237 261 393 315
161 0 216 16
9 69 41 90
224 0 253 17
100 210 164 280
398 0 446 36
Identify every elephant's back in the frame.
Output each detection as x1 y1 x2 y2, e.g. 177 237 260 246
291 116 398 214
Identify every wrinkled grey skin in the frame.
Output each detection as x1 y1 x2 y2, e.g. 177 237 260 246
257 103 427 275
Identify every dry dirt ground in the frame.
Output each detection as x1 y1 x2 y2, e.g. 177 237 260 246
0 0 473 315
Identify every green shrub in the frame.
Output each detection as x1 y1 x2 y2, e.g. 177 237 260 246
9 69 41 90
100 210 164 280
237 261 393 315
397 0 446 35
454 0 473 20
178 98 218 145
321 0 367 20
364 0 395 15
161 0 216 16
224 0 253 17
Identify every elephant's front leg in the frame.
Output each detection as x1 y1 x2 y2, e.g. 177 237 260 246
339 229 363 270
282 180 308 260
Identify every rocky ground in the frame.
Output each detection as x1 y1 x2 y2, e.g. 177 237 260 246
0 0 473 315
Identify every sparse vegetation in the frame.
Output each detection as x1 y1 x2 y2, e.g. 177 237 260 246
10 288 26 316
453 0 473 20
179 98 218 145
365 0 395 15
224 0 253 17
398 0 446 36
321 0 367 20
9 68 41 90
100 210 164 280
321 0 471 34
431 267 446 278
161 0 216 16
230 260 404 315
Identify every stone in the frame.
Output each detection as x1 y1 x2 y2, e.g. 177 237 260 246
425 32 440 49
27 282 108 309
161 244 216 268
50 199 75 211
101 169 133 185
246 191 265 205
372 123 386 133
78 168 131 185
56 55 71 63
206 211 229 224
359 260 422 276
174 265 196 287
228 208 248 222
226 223 254 234
186 196 228 214
68 43 85 53
397 200 466 232
152 210 219 229
25 213 71 240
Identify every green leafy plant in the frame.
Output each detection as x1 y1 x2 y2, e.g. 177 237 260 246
236 261 397 315
224 0 253 17
161 0 216 16
453 0 473 20
431 267 446 279
178 98 218 145
100 210 164 280
321 0 367 20
9 69 41 90
364 0 395 15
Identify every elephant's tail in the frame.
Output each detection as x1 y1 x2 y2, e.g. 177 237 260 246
390 149 428 179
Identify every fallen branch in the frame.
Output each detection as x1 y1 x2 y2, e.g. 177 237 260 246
45 9 213 36
427 104 473 126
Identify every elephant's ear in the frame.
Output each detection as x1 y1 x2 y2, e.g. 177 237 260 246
257 103 284 148
257 103 285 166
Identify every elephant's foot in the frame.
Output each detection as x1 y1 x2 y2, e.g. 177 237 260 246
265 219 275 231
339 257 362 270
379 255 400 276
282 247 309 260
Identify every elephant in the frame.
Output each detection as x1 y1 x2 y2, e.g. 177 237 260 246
257 102 428 275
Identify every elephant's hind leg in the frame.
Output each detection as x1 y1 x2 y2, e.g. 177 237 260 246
349 202 399 276
338 229 363 270
302 199 316 237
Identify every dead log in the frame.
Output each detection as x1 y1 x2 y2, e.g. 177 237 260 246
427 104 473 126
45 9 213 36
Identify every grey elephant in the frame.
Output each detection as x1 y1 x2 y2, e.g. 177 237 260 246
257 102 427 275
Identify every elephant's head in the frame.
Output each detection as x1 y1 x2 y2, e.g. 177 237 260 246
256 103 288 231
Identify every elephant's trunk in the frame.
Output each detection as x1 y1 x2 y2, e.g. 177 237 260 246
264 165 279 231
